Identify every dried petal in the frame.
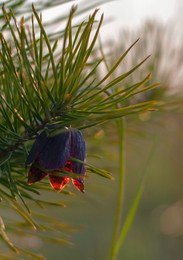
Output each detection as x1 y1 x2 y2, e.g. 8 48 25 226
70 130 86 175
72 178 85 193
39 128 71 170
49 175 70 192
26 131 47 165
70 130 86 193
28 164 47 184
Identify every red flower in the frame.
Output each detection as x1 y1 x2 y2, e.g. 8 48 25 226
25 126 86 193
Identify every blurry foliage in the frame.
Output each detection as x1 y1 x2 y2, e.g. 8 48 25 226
95 20 183 112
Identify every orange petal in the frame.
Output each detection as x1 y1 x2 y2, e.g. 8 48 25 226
49 175 70 192
72 178 85 193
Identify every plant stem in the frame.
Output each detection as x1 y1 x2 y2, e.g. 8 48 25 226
110 117 125 260
114 137 157 255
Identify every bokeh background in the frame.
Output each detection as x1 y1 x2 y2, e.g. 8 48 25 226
1 0 183 259
39 1 183 259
